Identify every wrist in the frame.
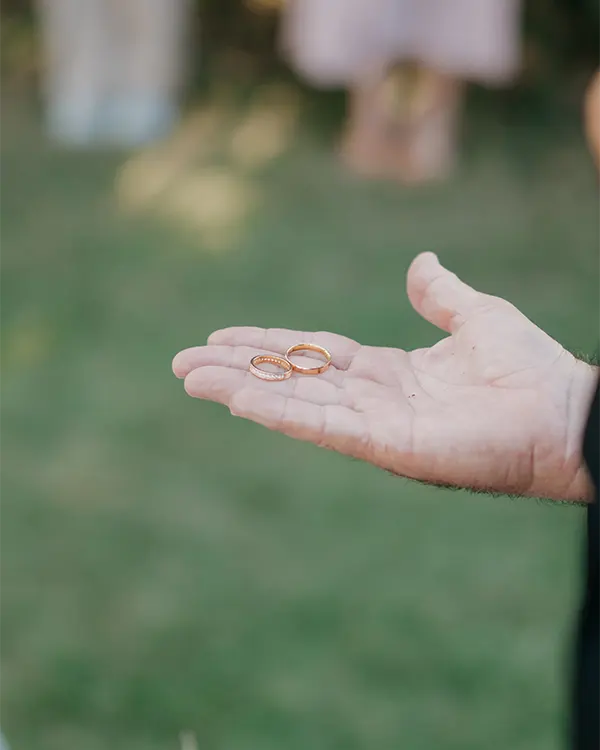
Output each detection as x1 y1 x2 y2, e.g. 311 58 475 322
563 358 598 502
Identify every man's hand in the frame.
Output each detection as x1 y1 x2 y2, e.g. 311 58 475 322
173 253 597 501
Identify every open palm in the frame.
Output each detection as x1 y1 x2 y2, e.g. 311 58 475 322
173 253 595 501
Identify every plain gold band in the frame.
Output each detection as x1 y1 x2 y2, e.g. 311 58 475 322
249 354 293 381
285 343 332 375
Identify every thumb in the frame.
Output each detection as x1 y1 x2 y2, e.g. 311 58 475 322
406 252 484 333
584 69 600 170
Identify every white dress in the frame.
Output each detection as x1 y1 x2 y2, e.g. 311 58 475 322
280 0 522 88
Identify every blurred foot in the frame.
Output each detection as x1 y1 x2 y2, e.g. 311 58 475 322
393 71 463 185
338 128 394 179
396 116 457 185
338 73 398 179
337 68 461 185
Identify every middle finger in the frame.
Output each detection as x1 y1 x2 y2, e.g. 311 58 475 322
173 344 345 385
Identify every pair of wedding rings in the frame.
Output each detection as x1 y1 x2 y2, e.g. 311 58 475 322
249 343 331 382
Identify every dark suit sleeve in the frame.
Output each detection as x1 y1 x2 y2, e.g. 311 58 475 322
572 377 599 750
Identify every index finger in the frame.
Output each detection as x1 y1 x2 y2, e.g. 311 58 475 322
207 327 361 371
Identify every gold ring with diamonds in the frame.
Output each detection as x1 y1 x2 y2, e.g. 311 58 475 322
249 354 293 381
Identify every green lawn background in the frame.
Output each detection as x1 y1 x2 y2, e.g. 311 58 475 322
1 88 598 750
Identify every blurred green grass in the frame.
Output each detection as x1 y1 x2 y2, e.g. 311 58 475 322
1 90 598 750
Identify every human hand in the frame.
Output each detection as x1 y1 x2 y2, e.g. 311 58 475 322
173 253 597 501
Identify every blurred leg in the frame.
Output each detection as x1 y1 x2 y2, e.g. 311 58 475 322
399 66 464 183
37 0 111 145
339 68 396 178
105 0 189 146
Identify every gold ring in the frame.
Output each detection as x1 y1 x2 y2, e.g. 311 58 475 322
249 354 293 381
285 343 332 375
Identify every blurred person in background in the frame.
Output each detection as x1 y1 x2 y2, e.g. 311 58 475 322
173 71 599 749
36 0 190 147
280 0 521 183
